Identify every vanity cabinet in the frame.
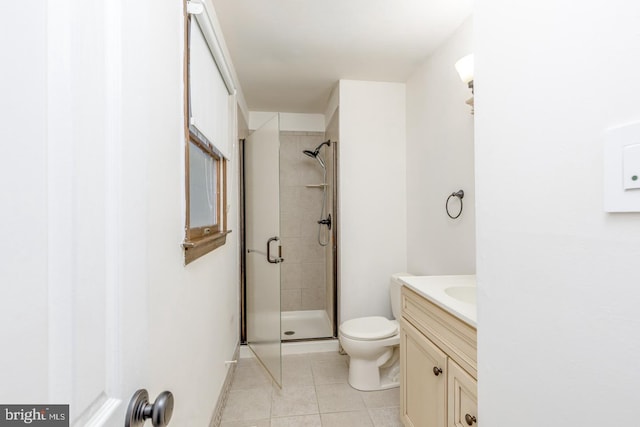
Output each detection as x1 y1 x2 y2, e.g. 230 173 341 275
400 286 478 427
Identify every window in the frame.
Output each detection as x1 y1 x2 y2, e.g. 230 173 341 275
182 7 233 264
183 132 228 264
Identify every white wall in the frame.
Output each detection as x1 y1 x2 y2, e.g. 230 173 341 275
476 1 640 425
406 18 475 275
338 80 407 321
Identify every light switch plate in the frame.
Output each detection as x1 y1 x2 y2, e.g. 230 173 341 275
623 144 640 190
604 122 640 212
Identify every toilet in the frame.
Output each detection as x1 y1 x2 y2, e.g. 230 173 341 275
339 273 409 391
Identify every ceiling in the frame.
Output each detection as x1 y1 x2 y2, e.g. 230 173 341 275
211 0 473 114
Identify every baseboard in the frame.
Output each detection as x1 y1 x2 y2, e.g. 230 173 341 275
208 343 240 427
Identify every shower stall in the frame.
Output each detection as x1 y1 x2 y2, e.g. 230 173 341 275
280 136 335 340
241 113 337 384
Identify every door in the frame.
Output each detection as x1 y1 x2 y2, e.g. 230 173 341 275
401 319 448 427
448 360 478 427
244 114 283 386
0 2 150 425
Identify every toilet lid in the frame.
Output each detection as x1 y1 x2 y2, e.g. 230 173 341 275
340 316 398 341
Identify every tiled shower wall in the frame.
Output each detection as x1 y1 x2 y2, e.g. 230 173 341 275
280 131 329 311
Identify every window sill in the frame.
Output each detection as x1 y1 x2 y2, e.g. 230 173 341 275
182 230 232 265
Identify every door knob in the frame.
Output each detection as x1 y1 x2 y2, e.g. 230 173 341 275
465 413 477 425
432 366 443 376
125 389 174 427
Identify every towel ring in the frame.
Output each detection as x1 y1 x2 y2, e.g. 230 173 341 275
446 190 464 219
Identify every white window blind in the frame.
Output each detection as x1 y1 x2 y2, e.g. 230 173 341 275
189 18 230 158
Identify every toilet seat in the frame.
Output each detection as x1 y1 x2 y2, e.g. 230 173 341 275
340 316 398 341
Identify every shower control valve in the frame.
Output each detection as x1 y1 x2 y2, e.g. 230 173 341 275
317 213 332 230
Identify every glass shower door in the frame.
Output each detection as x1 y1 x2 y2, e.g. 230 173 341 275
244 114 282 386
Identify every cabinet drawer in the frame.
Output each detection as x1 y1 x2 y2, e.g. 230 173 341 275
402 286 477 379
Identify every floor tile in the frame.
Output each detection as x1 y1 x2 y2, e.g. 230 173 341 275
222 388 272 421
282 354 313 367
320 410 374 427
315 383 366 413
281 356 314 386
308 351 349 363
231 359 274 390
361 387 400 408
271 385 319 417
223 352 394 426
270 414 322 427
220 420 270 427
368 407 402 427
311 359 349 385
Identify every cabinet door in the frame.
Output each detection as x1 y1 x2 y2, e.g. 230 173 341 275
448 359 478 427
401 319 447 427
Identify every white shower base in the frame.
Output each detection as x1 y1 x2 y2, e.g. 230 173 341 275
281 310 333 341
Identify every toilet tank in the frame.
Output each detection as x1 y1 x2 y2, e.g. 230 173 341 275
390 273 411 319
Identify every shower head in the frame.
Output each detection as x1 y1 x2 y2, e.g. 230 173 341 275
303 149 326 169
302 140 330 169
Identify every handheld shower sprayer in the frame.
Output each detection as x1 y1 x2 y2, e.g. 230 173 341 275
302 140 331 169
302 140 332 246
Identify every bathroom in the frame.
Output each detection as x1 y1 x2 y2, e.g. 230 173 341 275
232 4 475 422
3 0 640 426
230 46 474 427
213 0 640 420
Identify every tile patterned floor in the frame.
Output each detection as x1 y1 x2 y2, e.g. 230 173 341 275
220 351 402 427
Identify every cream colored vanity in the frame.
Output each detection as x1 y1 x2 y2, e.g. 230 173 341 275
399 276 478 427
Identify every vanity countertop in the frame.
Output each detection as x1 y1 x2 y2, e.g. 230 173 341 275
398 274 477 327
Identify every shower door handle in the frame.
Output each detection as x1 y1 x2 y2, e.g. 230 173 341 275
267 236 284 264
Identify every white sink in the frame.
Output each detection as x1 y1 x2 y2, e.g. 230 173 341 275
444 286 476 305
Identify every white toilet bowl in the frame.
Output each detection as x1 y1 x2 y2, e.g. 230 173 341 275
338 274 409 391
339 316 400 391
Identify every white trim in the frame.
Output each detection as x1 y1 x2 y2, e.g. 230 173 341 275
80 396 122 427
47 0 74 406
104 0 124 404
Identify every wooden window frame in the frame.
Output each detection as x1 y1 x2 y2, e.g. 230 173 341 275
182 11 230 264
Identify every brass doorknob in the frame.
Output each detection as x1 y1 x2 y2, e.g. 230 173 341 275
432 366 443 376
465 413 477 425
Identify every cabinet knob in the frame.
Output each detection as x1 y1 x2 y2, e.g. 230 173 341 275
465 414 477 425
432 366 443 376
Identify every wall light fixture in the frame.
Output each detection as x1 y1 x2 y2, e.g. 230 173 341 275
455 54 474 114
